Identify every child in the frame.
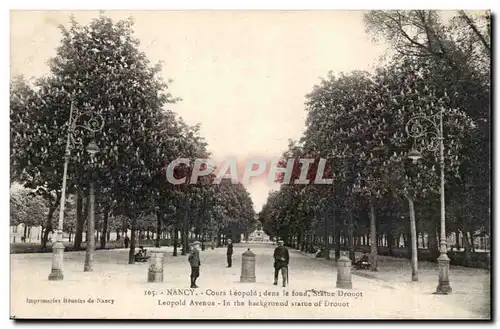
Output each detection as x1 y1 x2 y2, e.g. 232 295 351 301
188 241 201 288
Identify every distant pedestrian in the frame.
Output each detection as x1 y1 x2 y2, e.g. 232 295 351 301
226 239 234 267
124 235 130 249
188 241 202 288
273 240 289 287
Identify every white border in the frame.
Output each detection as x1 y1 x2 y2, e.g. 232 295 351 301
3 0 498 10
3 1 498 328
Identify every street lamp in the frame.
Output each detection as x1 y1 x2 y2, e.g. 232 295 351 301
405 107 452 294
407 149 422 163
48 102 104 281
86 141 100 155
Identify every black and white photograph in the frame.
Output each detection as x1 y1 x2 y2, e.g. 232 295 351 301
9 8 491 320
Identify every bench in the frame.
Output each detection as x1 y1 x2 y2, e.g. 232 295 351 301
135 248 151 262
354 258 371 270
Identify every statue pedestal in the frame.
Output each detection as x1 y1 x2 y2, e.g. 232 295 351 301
147 249 164 283
240 249 256 283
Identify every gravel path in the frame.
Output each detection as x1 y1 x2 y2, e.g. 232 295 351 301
10 243 490 319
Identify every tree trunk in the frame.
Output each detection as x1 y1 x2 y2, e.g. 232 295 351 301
155 211 161 248
388 232 393 255
406 195 418 282
335 227 341 260
128 218 137 264
455 230 461 250
41 205 57 250
369 200 378 271
348 212 355 261
324 214 330 260
429 226 439 257
469 232 475 252
216 232 222 247
23 224 28 242
116 229 120 241
84 182 96 272
402 233 408 248
181 212 188 255
74 191 86 249
349 233 355 262
181 229 185 254
68 232 72 242
100 206 109 249
172 226 178 256
462 231 472 265
406 231 412 256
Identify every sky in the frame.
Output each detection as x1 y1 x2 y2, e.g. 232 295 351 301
10 10 389 212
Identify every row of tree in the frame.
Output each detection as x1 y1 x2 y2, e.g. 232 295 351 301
259 10 490 279
10 15 257 263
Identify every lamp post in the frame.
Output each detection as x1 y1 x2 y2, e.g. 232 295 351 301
48 102 104 281
405 107 452 294
83 141 99 272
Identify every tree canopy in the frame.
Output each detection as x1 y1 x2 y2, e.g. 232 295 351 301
10 15 256 255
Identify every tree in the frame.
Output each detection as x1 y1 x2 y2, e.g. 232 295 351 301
304 70 390 269
10 14 186 263
262 45 479 282
370 55 476 280
10 76 63 249
365 9 491 242
10 186 48 241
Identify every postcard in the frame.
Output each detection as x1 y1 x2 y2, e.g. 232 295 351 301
10 9 491 320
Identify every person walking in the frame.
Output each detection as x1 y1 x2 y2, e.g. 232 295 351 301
226 238 234 267
188 241 201 288
273 240 290 287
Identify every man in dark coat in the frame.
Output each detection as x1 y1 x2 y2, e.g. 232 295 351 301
188 241 201 288
273 240 290 287
226 239 234 267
